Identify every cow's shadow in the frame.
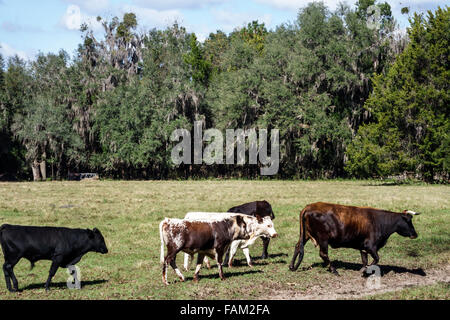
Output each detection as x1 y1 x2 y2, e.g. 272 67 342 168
309 260 426 277
20 279 108 291
183 269 263 281
230 253 289 267
252 253 289 261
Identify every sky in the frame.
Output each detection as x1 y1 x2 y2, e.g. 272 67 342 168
0 0 448 61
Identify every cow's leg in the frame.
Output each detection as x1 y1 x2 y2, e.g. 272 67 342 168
45 257 63 291
3 255 20 292
162 259 168 285
361 248 381 276
203 256 211 269
215 249 226 280
222 247 231 266
228 241 241 268
2 263 12 292
243 247 252 267
183 253 193 271
170 259 185 282
359 250 369 272
193 253 206 282
163 244 183 285
261 237 270 259
367 248 380 266
319 243 338 275
166 250 184 282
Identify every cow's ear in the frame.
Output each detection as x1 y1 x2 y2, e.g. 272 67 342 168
93 227 100 233
87 229 95 239
236 215 246 228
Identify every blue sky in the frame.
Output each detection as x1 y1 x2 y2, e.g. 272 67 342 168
0 0 447 61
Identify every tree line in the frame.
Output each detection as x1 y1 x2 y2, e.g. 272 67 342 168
0 1 448 181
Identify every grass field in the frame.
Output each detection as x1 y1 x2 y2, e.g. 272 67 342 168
0 180 448 300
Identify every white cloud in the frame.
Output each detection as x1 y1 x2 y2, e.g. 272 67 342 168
390 0 448 12
0 42 30 60
60 5 102 31
61 0 110 13
211 9 272 32
254 0 342 11
256 0 449 12
132 0 227 10
120 4 183 29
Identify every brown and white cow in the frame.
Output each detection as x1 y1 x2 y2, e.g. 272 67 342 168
182 212 277 270
289 202 420 275
159 214 277 285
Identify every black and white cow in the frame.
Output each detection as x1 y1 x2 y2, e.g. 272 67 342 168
227 200 275 259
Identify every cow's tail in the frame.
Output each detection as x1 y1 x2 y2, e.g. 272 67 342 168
289 208 308 271
0 224 6 238
0 224 7 249
159 219 166 264
30 261 35 270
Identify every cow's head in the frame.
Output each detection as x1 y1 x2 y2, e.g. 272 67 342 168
259 200 275 220
253 216 278 238
88 228 109 254
397 210 420 239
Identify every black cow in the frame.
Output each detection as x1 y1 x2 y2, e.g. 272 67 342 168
227 200 275 259
0 224 108 292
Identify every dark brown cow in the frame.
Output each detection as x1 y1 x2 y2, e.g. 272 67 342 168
289 202 420 275
159 214 276 285
227 200 275 259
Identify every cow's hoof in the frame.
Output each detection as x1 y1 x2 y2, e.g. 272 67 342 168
261 254 268 259
359 267 368 273
330 269 339 276
248 263 253 268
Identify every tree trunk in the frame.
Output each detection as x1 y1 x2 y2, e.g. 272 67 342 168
40 160 47 181
31 161 41 181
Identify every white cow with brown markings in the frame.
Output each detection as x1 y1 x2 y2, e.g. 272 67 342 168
182 212 277 270
159 213 277 285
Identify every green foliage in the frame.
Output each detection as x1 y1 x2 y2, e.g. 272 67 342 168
0 53 5 130
207 2 392 178
10 52 84 179
346 6 450 181
204 30 229 73
183 33 212 86
236 20 268 53
1 4 447 182
116 13 137 39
